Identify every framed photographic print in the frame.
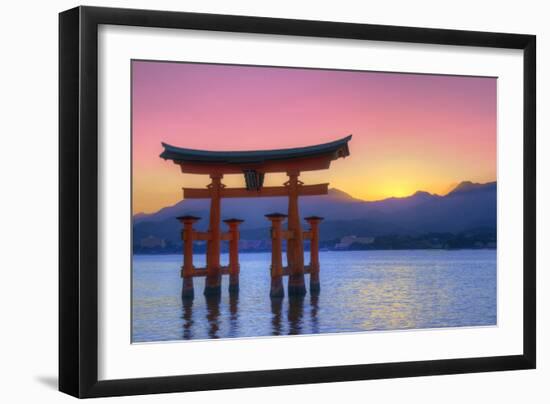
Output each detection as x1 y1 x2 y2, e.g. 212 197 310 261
59 6 536 398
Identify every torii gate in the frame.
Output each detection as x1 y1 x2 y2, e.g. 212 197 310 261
160 135 352 299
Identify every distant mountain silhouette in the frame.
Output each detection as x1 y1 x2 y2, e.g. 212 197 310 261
448 180 496 195
133 181 496 245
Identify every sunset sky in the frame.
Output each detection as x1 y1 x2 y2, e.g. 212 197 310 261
132 60 496 214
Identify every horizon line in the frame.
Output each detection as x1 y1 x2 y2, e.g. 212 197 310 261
133 179 497 217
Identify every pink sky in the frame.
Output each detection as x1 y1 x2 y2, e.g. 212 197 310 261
132 60 496 214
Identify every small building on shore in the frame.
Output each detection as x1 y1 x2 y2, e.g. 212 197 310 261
140 235 166 249
335 235 374 249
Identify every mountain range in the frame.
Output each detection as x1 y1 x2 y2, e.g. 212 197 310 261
133 181 496 246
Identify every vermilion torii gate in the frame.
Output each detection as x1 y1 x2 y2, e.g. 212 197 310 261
160 135 352 298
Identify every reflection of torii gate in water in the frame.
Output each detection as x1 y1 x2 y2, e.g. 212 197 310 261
160 135 352 299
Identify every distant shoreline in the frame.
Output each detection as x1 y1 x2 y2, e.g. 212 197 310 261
133 247 496 256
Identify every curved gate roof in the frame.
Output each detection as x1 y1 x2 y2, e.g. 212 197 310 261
160 135 352 165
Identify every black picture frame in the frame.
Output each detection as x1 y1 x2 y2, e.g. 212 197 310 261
59 5 536 398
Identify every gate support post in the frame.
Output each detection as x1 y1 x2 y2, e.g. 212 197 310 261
224 218 244 295
286 171 306 296
266 213 287 298
177 215 201 300
305 216 323 295
205 174 223 296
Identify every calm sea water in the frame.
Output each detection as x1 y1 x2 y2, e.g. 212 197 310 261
132 250 496 342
